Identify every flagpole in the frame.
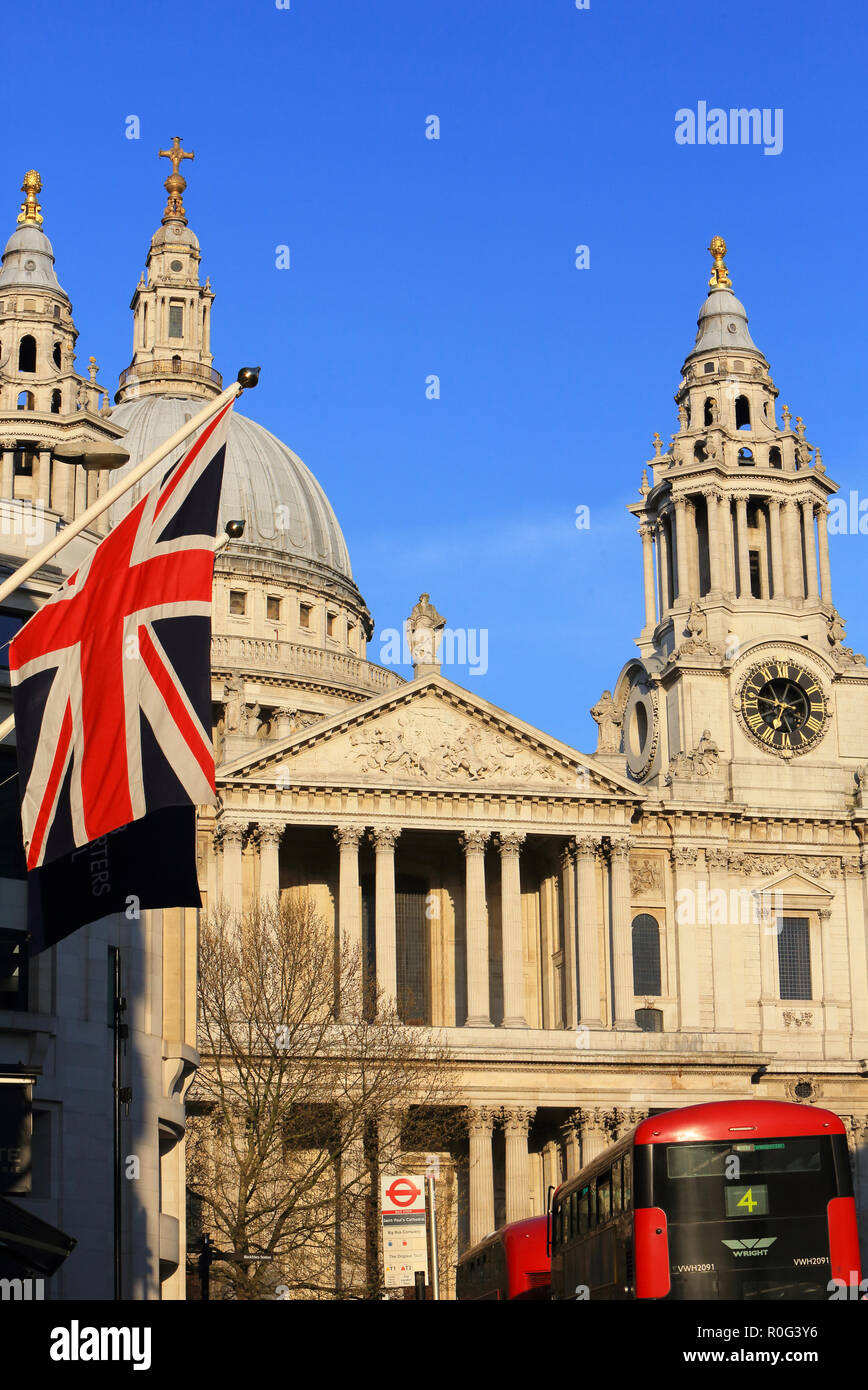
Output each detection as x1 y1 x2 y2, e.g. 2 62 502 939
0 368 258 611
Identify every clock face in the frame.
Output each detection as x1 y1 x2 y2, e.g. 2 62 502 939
740 660 828 755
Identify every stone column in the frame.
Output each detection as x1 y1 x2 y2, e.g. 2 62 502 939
673 495 690 602
756 507 771 599
0 449 13 498
685 499 701 599
705 490 724 592
219 817 245 918
843 855 868 1050
610 835 637 1029
639 522 656 628
560 842 579 1030
499 833 527 1027
372 826 400 1011
657 517 671 613
801 500 820 599
735 496 751 598
671 845 701 1029
768 497 785 599
468 1107 497 1244
815 906 830 1005
461 831 492 1027
575 836 602 1027
541 1140 562 1201
705 848 734 1031
816 504 832 601
503 1107 534 1223
36 449 51 507
782 498 804 598
560 1115 581 1178
334 825 364 1015
580 1108 612 1166
257 823 282 902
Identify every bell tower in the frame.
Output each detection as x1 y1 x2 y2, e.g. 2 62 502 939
600 238 868 811
115 137 220 404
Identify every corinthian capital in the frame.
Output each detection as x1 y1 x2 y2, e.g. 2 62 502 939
371 825 401 852
501 1106 535 1135
671 844 698 869
460 830 489 855
498 832 526 856
610 834 635 861
334 824 364 852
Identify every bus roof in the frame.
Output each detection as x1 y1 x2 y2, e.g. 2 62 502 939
634 1099 846 1145
457 1215 548 1266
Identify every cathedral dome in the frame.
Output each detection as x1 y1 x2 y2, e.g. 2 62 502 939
0 224 65 295
107 394 353 581
688 287 760 359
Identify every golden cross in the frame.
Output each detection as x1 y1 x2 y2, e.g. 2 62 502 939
159 136 195 177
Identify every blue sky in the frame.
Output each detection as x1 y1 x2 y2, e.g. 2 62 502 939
3 0 867 749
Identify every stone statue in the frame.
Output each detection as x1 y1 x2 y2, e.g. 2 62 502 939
685 601 707 641
591 689 625 753
827 609 846 647
245 702 262 737
694 728 720 777
223 677 244 733
406 593 446 667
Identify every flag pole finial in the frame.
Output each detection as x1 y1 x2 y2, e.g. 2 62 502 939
237 366 261 390
158 136 195 223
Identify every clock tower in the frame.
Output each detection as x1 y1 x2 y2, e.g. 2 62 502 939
607 238 868 812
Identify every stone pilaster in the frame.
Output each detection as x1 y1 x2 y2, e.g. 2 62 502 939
671 844 700 1030
610 835 637 1028
218 816 246 918
705 846 734 1031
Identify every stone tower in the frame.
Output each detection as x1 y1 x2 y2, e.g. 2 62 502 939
114 137 219 404
0 170 125 548
608 237 868 809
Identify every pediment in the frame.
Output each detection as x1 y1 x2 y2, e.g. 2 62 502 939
762 870 833 899
220 673 639 798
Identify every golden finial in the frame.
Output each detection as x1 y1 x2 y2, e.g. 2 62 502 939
652 432 663 458
16 170 44 227
708 235 732 290
158 136 195 223
88 356 99 383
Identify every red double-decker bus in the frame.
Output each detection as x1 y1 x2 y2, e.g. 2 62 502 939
456 1215 551 1300
550 1099 861 1300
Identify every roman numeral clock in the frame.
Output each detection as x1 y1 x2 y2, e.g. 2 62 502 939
738 660 829 756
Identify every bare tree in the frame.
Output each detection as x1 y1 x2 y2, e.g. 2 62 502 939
187 897 462 1299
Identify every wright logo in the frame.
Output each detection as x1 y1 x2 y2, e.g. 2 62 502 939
721 1237 777 1258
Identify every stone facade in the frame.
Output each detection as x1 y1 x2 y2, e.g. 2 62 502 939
1 159 866 1297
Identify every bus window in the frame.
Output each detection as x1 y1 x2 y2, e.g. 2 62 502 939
569 1190 578 1238
612 1157 623 1214
597 1171 612 1224
588 1178 596 1228
578 1185 591 1236
623 1152 632 1209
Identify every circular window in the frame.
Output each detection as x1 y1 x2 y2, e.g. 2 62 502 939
728 322 738 333
794 1081 813 1100
629 702 648 758
24 259 36 271
170 259 183 271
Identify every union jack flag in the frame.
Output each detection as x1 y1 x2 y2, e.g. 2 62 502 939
9 400 232 948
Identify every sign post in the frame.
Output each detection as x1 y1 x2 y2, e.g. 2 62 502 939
381 1174 429 1293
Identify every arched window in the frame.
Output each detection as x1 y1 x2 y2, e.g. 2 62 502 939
738 447 754 465
53 304 61 319
632 913 661 995
16 390 34 411
735 395 751 430
635 1006 663 1032
703 397 717 427
171 354 182 373
50 389 62 414
693 440 707 462
52 342 62 368
769 446 782 468
18 335 36 372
